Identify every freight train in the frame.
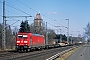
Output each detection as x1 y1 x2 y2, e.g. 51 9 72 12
16 32 61 52
15 32 82 52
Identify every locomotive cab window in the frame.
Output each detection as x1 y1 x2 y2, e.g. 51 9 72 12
23 35 28 38
18 35 23 38
18 35 28 38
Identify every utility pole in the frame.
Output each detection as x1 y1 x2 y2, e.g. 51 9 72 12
6 16 32 32
60 29 62 42
70 34 72 44
71 35 72 44
2 0 6 50
46 22 48 45
66 19 69 44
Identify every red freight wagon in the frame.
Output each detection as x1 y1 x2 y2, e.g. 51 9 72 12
15 32 45 52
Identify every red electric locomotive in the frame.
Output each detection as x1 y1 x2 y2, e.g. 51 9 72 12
15 32 45 52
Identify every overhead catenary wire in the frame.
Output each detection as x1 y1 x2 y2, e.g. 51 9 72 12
1 0 59 27
1 0 65 29
10 20 20 26
0 7 21 16
0 1 31 23
47 22 55 27
0 1 30 16
5 20 20 28
17 0 55 22
54 20 64 26
6 9 21 16
11 25 20 27
16 0 56 28
16 0 67 30
6 4 30 15
0 0 33 28
17 0 38 14
16 0 58 24
0 0 62 27
6 17 21 21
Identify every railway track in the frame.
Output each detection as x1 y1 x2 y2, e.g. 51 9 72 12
8 46 72 60
0 45 82 60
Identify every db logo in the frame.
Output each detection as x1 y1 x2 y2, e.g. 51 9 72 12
21 40 23 43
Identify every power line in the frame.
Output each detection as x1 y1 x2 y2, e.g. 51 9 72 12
6 19 20 21
0 0 30 15
1 0 56 24
17 0 38 13
1 0 65 30
6 18 22 27
6 4 30 15
9 0 61 28
0 4 32 25
11 25 20 27
9 20 20 26
54 20 64 26
6 20 20 28
16 0 56 23
17 0 60 30
6 10 20 15
7 18 21 21
0 7 21 16
7 0 55 28
47 22 55 27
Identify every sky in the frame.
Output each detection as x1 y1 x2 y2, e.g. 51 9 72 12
0 0 90 37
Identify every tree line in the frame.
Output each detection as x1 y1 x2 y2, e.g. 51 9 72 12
0 20 56 49
0 20 88 49
0 23 15 49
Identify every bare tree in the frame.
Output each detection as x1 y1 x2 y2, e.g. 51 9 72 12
0 23 15 49
30 23 35 33
29 22 56 44
47 29 56 43
84 22 90 42
6 25 14 49
84 22 90 38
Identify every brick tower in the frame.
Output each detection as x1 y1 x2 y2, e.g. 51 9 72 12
34 13 43 34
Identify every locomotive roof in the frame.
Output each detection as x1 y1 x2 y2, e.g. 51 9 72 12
17 32 44 36
33 34 43 36
32 34 43 36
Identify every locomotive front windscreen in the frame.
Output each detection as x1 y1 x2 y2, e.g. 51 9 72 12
18 35 28 38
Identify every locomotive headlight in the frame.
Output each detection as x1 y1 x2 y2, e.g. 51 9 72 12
17 44 19 45
24 41 27 43
25 44 27 45
17 41 20 43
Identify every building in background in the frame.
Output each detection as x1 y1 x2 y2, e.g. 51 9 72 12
34 13 43 34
